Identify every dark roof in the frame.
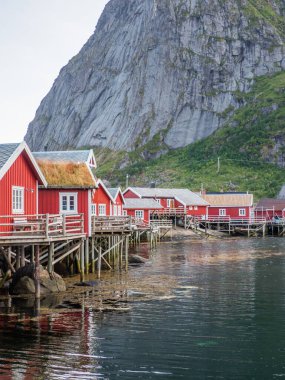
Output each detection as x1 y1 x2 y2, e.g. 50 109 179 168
0 143 20 170
255 198 285 211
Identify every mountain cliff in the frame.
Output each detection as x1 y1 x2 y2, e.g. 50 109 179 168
25 0 285 153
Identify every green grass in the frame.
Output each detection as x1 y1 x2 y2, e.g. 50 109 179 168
96 71 285 200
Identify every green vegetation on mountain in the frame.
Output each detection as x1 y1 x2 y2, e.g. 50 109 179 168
95 71 285 200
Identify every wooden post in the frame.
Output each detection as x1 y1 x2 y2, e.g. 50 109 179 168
16 247 21 270
48 242 54 274
34 245 40 299
85 238 89 275
63 214 66 236
20 246 25 267
45 214 49 239
80 239 85 282
91 237 95 273
31 245 35 263
119 238 123 269
98 246 102 279
125 236 128 271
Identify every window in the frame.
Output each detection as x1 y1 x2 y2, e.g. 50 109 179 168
239 208 246 216
194 206 198 210
12 186 24 214
189 206 193 210
219 209 226 216
135 210 144 219
118 206 122 216
60 193 77 213
167 199 172 208
98 204 106 216
123 210 127 216
113 205 118 216
91 204 96 215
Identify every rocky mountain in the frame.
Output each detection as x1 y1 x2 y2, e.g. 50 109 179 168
25 0 285 153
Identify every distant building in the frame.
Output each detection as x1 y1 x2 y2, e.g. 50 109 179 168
277 185 285 199
201 192 253 219
255 198 285 220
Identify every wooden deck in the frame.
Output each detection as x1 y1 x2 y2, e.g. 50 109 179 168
0 214 85 245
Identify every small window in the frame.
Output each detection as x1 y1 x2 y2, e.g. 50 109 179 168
60 193 77 213
98 204 106 216
189 206 193 210
194 206 198 210
219 209 226 216
12 186 24 214
239 208 246 216
167 199 172 208
135 210 144 219
113 205 118 216
123 210 127 216
118 206 122 216
91 204 96 215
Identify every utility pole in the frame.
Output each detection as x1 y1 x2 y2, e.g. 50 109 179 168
217 157 220 173
125 174 129 189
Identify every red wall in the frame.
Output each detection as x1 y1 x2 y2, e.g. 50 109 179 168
123 190 140 199
186 205 208 217
38 188 90 235
0 153 38 232
208 206 250 219
255 209 283 220
92 185 112 215
124 209 150 223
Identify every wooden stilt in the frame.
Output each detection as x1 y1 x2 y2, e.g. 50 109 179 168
34 245 40 299
16 247 21 270
31 245 35 263
80 239 85 282
91 237 95 273
85 238 89 275
48 242 54 274
98 246 102 279
20 246 25 267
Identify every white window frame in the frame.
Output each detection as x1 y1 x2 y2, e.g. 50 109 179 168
219 209 226 216
239 208 246 216
12 186 24 214
123 210 127 216
194 206 198 210
113 205 118 216
167 199 172 208
135 210 144 219
60 192 78 214
98 204 106 216
118 205 122 216
91 204 97 216
189 206 193 210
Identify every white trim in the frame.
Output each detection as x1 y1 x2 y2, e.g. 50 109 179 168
97 179 115 203
36 180 38 215
239 208 246 216
0 141 47 187
135 210 144 219
98 204 106 216
122 187 142 199
12 186 24 214
88 189 92 236
59 192 78 214
87 149 97 168
219 208 226 216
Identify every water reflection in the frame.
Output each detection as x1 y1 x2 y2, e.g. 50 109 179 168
0 238 284 379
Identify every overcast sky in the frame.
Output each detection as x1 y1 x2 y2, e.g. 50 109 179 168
0 0 109 143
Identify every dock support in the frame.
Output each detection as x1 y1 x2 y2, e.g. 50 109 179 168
48 242 54 274
91 237 95 273
80 239 85 282
34 245 40 299
85 238 89 275
98 246 102 279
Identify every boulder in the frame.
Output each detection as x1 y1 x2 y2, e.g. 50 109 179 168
10 264 66 295
128 255 148 264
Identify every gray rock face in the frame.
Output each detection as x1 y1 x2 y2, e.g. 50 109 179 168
25 0 285 152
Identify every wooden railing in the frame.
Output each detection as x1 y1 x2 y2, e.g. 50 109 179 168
150 219 173 229
193 215 267 224
91 216 132 233
152 207 186 215
0 213 84 240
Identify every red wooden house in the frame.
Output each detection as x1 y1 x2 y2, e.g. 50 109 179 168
255 198 285 220
0 142 47 234
201 192 253 220
33 149 97 236
123 198 163 223
91 179 114 216
108 188 125 216
123 187 209 218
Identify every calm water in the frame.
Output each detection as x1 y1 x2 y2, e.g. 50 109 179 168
0 237 285 379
